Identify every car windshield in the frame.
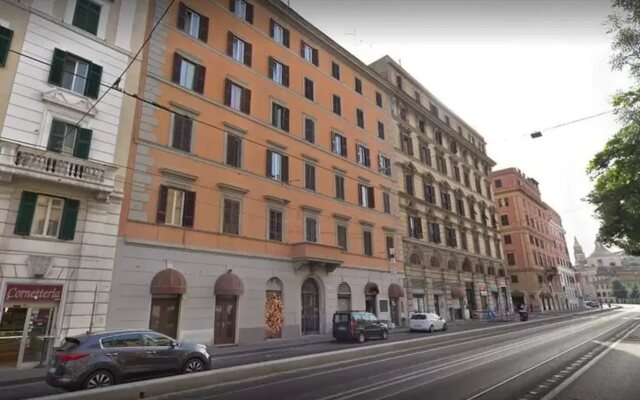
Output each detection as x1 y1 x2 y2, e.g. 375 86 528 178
333 314 350 323
411 314 427 320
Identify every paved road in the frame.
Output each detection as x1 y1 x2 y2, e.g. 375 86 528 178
1 308 625 399
147 306 640 400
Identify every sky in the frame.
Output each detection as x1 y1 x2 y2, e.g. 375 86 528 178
286 0 633 262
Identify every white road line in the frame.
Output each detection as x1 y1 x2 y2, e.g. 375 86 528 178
540 321 640 400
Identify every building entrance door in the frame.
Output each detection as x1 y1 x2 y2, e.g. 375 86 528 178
390 298 400 326
0 305 55 368
149 296 180 339
214 295 237 345
301 279 320 334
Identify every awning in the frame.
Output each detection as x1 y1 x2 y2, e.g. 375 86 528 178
365 282 379 295
451 286 465 299
214 271 245 296
150 269 187 295
389 283 405 298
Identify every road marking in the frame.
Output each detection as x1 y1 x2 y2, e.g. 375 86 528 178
540 321 640 400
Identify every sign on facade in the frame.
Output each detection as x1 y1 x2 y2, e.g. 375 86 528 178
4 284 63 302
477 282 487 296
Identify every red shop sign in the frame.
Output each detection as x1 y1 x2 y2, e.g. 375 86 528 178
4 284 63 302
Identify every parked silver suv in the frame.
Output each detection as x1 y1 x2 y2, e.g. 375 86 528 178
46 329 211 391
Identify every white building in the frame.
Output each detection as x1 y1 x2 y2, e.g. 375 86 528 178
558 264 581 309
0 0 148 369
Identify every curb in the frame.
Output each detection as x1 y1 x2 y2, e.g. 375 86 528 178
0 375 44 388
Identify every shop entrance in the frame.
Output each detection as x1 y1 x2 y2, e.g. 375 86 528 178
0 306 56 368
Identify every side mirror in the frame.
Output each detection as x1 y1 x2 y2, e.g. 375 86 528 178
170 341 179 348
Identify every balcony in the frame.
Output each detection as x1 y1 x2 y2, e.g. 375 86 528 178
0 139 117 197
291 242 344 273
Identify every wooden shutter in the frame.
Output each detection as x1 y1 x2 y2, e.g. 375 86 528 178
283 28 290 47
281 155 289 182
171 53 182 83
85 62 102 98
246 2 254 23
243 41 252 66
242 87 251 114
282 107 289 132
172 115 184 149
47 120 66 152
156 185 168 224
269 18 275 37
194 64 205 94
199 15 209 42
0 26 13 67
266 150 273 177
367 187 375 208
181 117 193 151
229 0 235 12
48 48 66 86
58 199 80 240
73 128 92 159
14 191 37 235
282 64 289 87
268 56 274 79
340 136 347 156
312 48 319 66
226 135 239 167
177 3 187 30
300 40 305 57
227 32 234 57
183 190 195 228
224 79 232 106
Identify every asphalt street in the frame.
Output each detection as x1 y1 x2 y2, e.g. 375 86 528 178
148 306 640 400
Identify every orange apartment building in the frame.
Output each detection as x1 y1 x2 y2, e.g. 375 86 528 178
491 168 572 312
106 0 405 345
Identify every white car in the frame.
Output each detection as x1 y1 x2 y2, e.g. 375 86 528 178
409 312 447 333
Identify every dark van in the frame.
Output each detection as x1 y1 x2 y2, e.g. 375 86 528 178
332 311 389 343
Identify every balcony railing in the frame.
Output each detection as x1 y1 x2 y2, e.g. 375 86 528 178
0 139 117 194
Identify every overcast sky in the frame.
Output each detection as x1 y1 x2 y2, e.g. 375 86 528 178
287 0 632 261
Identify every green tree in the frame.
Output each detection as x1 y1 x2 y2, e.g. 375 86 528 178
631 284 640 299
612 280 629 300
586 0 640 256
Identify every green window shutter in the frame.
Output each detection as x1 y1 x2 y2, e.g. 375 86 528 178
85 62 102 98
73 128 92 159
73 0 100 35
0 26 13 67
47 120 67 152
48 49 67 86
14 191 38 235
58 199 80 240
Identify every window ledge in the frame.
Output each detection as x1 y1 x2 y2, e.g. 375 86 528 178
41 87 97 117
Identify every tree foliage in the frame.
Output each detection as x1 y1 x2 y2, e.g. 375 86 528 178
631 284 640 299
586 0 640 256
612 280 629 299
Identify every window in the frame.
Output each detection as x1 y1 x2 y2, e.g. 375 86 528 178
419 120 425 134
47 119 92 159
271 103 289 131
445 116 451 126
222 198 241 234
511 275 519 283
428 222 441 244
228 33 252 66
464 171 470 187
475 177 482 194
383 192 391 214
171 53 204 94
304 117 315 143
473 233 480 253
495 241 501 259
396 75 402 89
441 191 451 211
301 41 319 66
72 0 101 35
408 216 423 239
231 0 253 24
504 234 512 244
469 202 476 220
49 49 102 98
446 227 457 248
266 149 288 182
101 334 143 349
355 77 362 94
337 223 348 251
0 26 13 67
335 174 345 200
424 182 435 204
224 79 251 114
333 95 342 115
356 109 364 128
226 133 242 168
436 154 447 174
378 155 391 176
332 132 347 157
363 230 373 256
332 61 341 80
17 194 70 239
304 163 316 191
157 186 195 228
356 144 370 167
358 184 375 208
171 114 193 152
495 179 503 188
268 208 283 241
305 216 318 242
507 253 516 265
420 145 431 165
450 140 458 154
269 19 289 47
435 130 443 145
405 173 414 196
460 230 468 251
401 133 413 155
304 77 315 100
430 102 438 116
384 236 394 260
484 236 492 256
177 3 208 42
454 165 461 182
456 198 465 216
414 90 421 103
501 215 509 226
376 91 383 107
269 58 289 86
377 121 385 139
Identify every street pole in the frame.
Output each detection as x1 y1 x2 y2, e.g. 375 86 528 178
88 285 98 333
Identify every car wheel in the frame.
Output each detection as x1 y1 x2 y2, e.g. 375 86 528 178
381 329 388 340
83 370 114 390
357 331 366 344
428 325 434 333
442 323 448 332
183 357 205 373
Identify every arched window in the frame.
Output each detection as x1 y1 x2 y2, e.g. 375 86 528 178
337 282 351 311
430 256 440 269
462 259 472 272
448 259 456 271
409 253 422 265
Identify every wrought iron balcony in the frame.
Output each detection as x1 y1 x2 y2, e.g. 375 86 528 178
0 139 117 196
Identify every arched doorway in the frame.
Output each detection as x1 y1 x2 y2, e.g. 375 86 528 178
388 284 405 326
301 278 320 334
462 258 472 272
214 271 244 345
337 282 351 311
265 278 284 339
149 269 187 339
365 282 379 315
